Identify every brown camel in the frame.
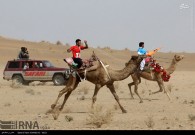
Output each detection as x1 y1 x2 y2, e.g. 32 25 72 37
50 54 143 119
128 54 184 103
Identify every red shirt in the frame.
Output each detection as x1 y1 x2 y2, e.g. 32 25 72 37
70 45 85 58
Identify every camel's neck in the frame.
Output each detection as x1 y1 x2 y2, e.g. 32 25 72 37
166 59 178 75
109 62 137 81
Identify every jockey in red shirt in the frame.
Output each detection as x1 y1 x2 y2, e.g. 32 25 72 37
67 39 88 68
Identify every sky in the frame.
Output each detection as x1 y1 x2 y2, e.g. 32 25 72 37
0 0 195 52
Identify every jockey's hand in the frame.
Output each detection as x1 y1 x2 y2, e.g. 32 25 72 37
84 40 87 44
67 49 71 53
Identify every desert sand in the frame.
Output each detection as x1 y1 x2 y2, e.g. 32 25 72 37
0 36 195 130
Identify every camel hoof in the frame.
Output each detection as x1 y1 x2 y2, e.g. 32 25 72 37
51 104 56 109
130 97 134 100
122 110 127 113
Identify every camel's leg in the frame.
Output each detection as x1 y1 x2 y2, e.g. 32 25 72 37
91 84 101 108
128 74 142 103
134 80 143 103
107 83 127 113
151 80 171 100
59 81 79 111
161 81 171 100
151 80 163 94
51 75 74 109
128 82 135 99
51 87 70 109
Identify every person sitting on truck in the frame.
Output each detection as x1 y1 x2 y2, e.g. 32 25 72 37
34 62 39 68
18 47 29 59
23 62 29 70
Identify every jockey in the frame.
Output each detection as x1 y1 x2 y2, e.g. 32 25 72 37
137 42 160 72
67 39 88 69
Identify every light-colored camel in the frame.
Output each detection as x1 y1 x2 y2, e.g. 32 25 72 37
51 54 143 119
128 55 184 103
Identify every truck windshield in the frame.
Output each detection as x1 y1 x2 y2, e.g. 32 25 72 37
43 61 54 68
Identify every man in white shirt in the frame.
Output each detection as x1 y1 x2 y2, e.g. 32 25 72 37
23 63 29 70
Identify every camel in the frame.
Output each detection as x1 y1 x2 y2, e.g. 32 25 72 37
50 53 143 120
128 54 184 103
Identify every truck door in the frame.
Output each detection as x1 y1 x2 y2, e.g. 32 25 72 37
31 61 47 80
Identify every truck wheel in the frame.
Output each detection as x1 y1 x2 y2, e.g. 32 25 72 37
12 75 24 85
53 74 65 86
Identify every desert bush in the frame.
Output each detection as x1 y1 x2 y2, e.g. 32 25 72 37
145 116 155 129
113 104 119 110
103 46 111 50
25 89 35 95
189 100 195 104
86 105 113 128
4 103 11 107
56 41 63 45
80 95 85 100
79 85 89 95
188 114 195 121
65 115 73 122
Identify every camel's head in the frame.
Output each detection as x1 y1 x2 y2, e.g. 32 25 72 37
174 55 184 62
125 55 144 66
89 51 99 61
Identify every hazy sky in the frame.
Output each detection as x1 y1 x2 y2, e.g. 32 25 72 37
0 0 195 52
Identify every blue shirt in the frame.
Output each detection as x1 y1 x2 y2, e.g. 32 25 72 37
137 47 147 55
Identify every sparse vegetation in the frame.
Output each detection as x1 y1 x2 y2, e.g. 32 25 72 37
145 116 155 129
86 105 113 128
65 115 73 122
79 86 89 95
188 114 195 121
80 95 85 100
56 41 63 45
25 89 35 95
189 100 195 104
4 103 11 107
113 104 119 110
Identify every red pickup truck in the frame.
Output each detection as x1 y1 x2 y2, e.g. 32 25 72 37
3 59 70 86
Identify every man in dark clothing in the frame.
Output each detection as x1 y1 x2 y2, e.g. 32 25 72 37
18 47 29 59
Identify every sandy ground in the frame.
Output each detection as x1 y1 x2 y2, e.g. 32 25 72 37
0 36 195 130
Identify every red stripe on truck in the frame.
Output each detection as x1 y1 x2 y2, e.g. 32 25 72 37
25 71 46 76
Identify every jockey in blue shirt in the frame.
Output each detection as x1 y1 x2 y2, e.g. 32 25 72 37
137 42 147 72
137 42 147 55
